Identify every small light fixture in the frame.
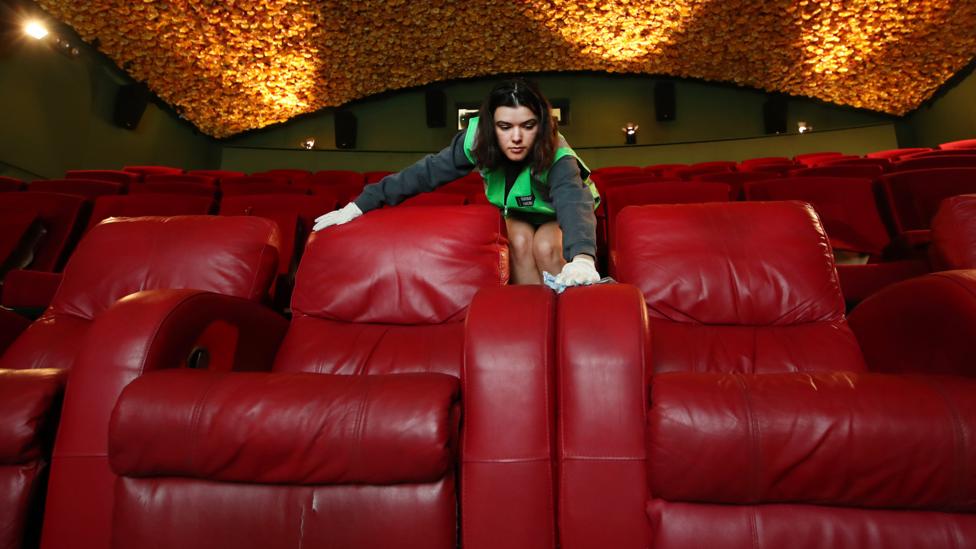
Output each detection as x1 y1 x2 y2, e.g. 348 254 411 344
797 121 813 134
301 137 316 150
24 20 49 40
622 123 639 145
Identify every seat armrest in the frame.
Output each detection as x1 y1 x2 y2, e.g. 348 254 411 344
110 369 459 484
55 288 289 459
650 371 976 511
42 289 288 549
1 270 62 310
461 285 556 549
0 307 31 355
0 368 66 462
849 270 976 375
557 284 650 549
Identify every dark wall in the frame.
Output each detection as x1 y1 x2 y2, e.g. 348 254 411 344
0 24 219 179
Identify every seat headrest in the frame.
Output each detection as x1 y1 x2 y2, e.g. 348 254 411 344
292 206 508 324
52 216 280 320
932 194 976 269
615 201 845 325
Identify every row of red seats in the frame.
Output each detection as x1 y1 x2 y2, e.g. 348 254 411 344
2 198 975 548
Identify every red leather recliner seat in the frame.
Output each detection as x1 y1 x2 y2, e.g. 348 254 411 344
61 206 559 549
556 201 976 548
1 215 280 549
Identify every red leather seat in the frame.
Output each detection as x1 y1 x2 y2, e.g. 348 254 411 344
556 201 976 548
122 165 183 179
29 178 123 199
308 170 367 204
0 216 280 549
604 182 731 276
938 138 976 150
185 169 246 184
866 147 931 160
878 168 976 242
0 176 24 192
892 155 976 171
930 194 976 270
55 206 556 549
64 170 139 189
692 170 778 199
87 194 215 233
789 164 885 178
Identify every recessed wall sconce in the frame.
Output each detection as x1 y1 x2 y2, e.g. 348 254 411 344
622 123 639 145
301 137 316 150
797 121 813 134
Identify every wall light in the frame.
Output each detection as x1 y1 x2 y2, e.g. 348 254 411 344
301 137 316 150
622 123 639 145
797 121 813 134
24 20 49 40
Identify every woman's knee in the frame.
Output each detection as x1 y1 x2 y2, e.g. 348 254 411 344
508 230 535 262
532 231 561 265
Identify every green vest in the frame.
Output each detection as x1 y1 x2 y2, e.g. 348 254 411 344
462 117 600 218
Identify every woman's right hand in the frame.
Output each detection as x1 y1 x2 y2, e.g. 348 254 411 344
312 202 363 232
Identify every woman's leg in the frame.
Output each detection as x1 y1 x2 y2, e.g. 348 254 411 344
533 221 566 278
506 217 542 284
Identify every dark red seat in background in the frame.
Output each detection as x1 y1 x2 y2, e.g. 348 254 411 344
556 201 976 548
892 154 976 171
866 147 931 160
28 178 123 199
0 176 23 192
930 194 976 270
938 138 976 150
65 170 138 189
309 170 367 204
122 165 183 179
1 215 280 549
692 169 778 199
789 164 884 179
86 194 215 233
877 167 976 246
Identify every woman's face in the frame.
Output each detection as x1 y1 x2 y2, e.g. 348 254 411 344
493 105 539 163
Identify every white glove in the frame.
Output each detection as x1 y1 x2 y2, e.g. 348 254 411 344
555 255 600 287
312 202 363 232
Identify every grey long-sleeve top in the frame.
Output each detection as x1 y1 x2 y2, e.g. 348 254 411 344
353 131 597 261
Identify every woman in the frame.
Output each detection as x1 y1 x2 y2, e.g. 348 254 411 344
313 78 601 287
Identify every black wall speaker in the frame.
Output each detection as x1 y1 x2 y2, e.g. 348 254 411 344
654 82 676 122
425 89 447 128
763 96 788 134
335 109 357 149
113 83 149 130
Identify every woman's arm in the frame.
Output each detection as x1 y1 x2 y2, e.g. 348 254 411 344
549 157 597 261
354 131 476 212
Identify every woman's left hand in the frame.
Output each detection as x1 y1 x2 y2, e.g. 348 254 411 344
555 255 600 286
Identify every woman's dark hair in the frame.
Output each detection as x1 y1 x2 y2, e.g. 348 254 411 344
471 78 558 174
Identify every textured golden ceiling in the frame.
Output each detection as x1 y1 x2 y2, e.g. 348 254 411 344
35 0 976 138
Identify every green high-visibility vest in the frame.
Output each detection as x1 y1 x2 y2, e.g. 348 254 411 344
462 116 600 218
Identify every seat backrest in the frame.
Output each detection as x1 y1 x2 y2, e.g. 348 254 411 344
29 178 124 199
789 165 884 179
615 201 865 374
123 165 183 178
866 147 931 160
938 138 976 150
878 168 976 233
65 170 138 188
892 155 976 171
185 169 246 184
0 192 87 272
693 170 778 198
931 194 976 269
128 182 217 197
0 176 23 192
605 182 730 251
0 216 280 371
274 206 508 377
87 194 215 233
794 152 842 167
744 177 891 256
143 174 217 187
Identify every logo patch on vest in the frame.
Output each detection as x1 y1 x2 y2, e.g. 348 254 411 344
516 195 535 207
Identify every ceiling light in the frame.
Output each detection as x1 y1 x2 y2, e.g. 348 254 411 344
24 21 49 40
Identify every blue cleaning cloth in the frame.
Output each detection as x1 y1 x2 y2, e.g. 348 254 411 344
542 272 616 294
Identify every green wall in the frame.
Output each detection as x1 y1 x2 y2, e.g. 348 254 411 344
0 32 219 180
902 68 976 148
222 73 898 171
